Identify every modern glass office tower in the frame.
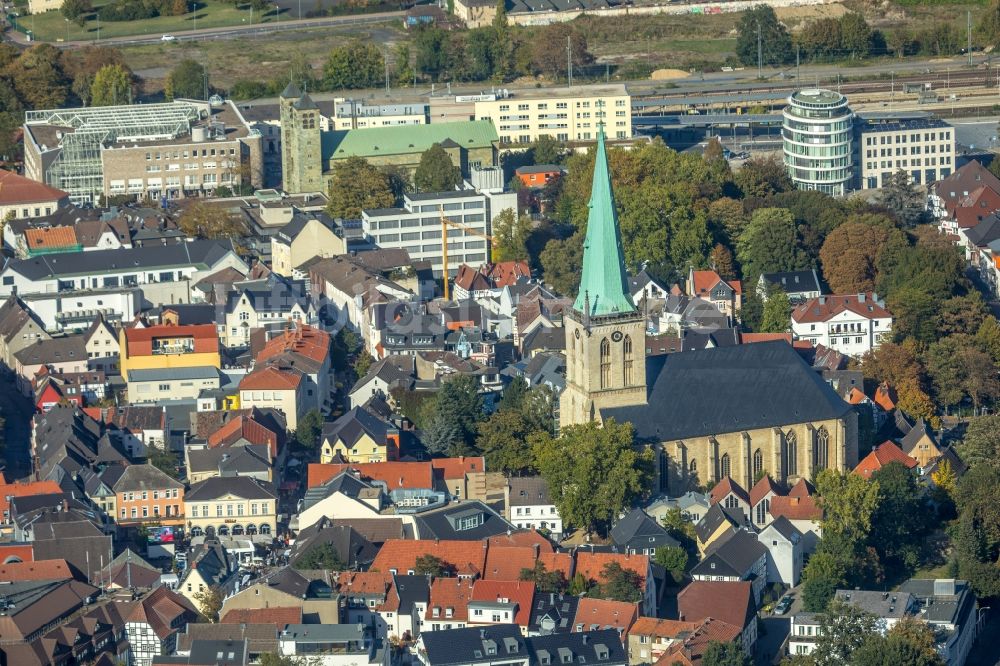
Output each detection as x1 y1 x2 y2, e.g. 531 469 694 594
782 89 854 196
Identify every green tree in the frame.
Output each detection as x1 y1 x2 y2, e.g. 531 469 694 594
7 45 70 109
294 543 346 570
839 12 874 59
760 289 791 333
533 420 653 535
61 0 92 21
422 410 464 457
529 23 593 81
854 620 947 666
519 560 567 593
540 233 584 297
165 59 206 100
414 143 462 193
810 599 881 664
735 5 793 67
491 208 530 262
653 546 689 583
293 409 324 450
90 64 131 106
976 315 1000 363
701 641 751 666
354 353 374 378
476 409 539 474
879 170 924 227
936 293 989 338
414 554 454 577
957 414 1000 470
147 447 180 480
491 0 513 81
708 197 747 244
326 157 395 219
177 201 246 239
801 550 847 612
869 461 927 574
193 585 224 622
710 243 736 280
597 561 643 603
323 41 384 90
814 468 880 545
736 207 808 282
532 135 565 165
953 465 1000 597
886 287 939 345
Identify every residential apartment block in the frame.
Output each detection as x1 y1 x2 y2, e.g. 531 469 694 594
329 98 429 130
471 85 632 144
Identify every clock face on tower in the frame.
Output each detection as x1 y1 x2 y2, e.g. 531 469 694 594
575 329 581 339
611 331 623 342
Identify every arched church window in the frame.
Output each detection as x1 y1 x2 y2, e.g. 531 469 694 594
600 337 611 389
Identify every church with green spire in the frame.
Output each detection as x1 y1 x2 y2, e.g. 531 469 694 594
560 125 648 427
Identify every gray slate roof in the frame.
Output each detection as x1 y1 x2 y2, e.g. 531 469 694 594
185 476 277 502
692 530 767 579
609 508 679 551
113 463 183 492
603 340 852 442
4 239 238 280
414 500 514 541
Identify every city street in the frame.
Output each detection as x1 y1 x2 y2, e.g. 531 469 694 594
0 366 35 481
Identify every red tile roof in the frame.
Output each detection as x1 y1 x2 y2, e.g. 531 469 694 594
207 414 280 457
854 442 919 480
482 546 543 582
470 580 535 626
787 478 815 498
25 226 78 250
539 552 573 580
0 170 69 205
769 494 822 521
573 597 639 634
792 293 891 324
430 456 485 479
0 559 73 582
337 570 392 597
846 387 868 405
426 577 474 622
221 606 302 629
574 552 649 590
487 261 531 288
677 580 754 631
628 617 701 639
307 461 434 491
740 332 792 345
953 185 1000 229
690 270 741 297
0 481 62 517
256 325 331 366
239 365 302 391
873 383 897 412
749 475 782 507
657 617 744 666
124 324 219 356
370 539 487 577
485 530 555 553
454 264 492 292
708 476 749 506
127 586 198 640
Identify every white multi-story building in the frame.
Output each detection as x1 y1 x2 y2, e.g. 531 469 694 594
782 89 854 196
857 118 955 190
791 293 893 357
362 190 515 277
330 98 428 130
466 84 632 144
505 476 562 538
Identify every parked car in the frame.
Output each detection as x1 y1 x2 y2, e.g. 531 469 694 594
161 34 176 41
774 596 793 615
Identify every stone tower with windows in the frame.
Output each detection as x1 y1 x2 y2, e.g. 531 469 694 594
560 125 647 428
279 82 323 194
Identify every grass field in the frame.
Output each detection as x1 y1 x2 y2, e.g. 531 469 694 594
18 0 289 42
121 23 404 94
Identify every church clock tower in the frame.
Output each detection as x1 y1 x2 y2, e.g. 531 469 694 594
560 125 647 428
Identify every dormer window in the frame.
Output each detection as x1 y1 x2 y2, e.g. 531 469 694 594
432 607 440 618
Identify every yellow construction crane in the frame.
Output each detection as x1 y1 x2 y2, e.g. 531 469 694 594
440 205 494 301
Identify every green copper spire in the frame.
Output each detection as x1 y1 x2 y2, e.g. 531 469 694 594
573 123 636 318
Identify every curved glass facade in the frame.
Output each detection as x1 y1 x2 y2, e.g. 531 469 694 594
782 89 854 196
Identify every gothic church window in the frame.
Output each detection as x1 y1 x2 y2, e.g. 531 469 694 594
600 337 611 389
814 426 830 471
623 335 634 385
753 448 763 479
720 453 731 479
786 430 798 476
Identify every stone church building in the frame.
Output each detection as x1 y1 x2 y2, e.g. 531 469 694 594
560 127 858 494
